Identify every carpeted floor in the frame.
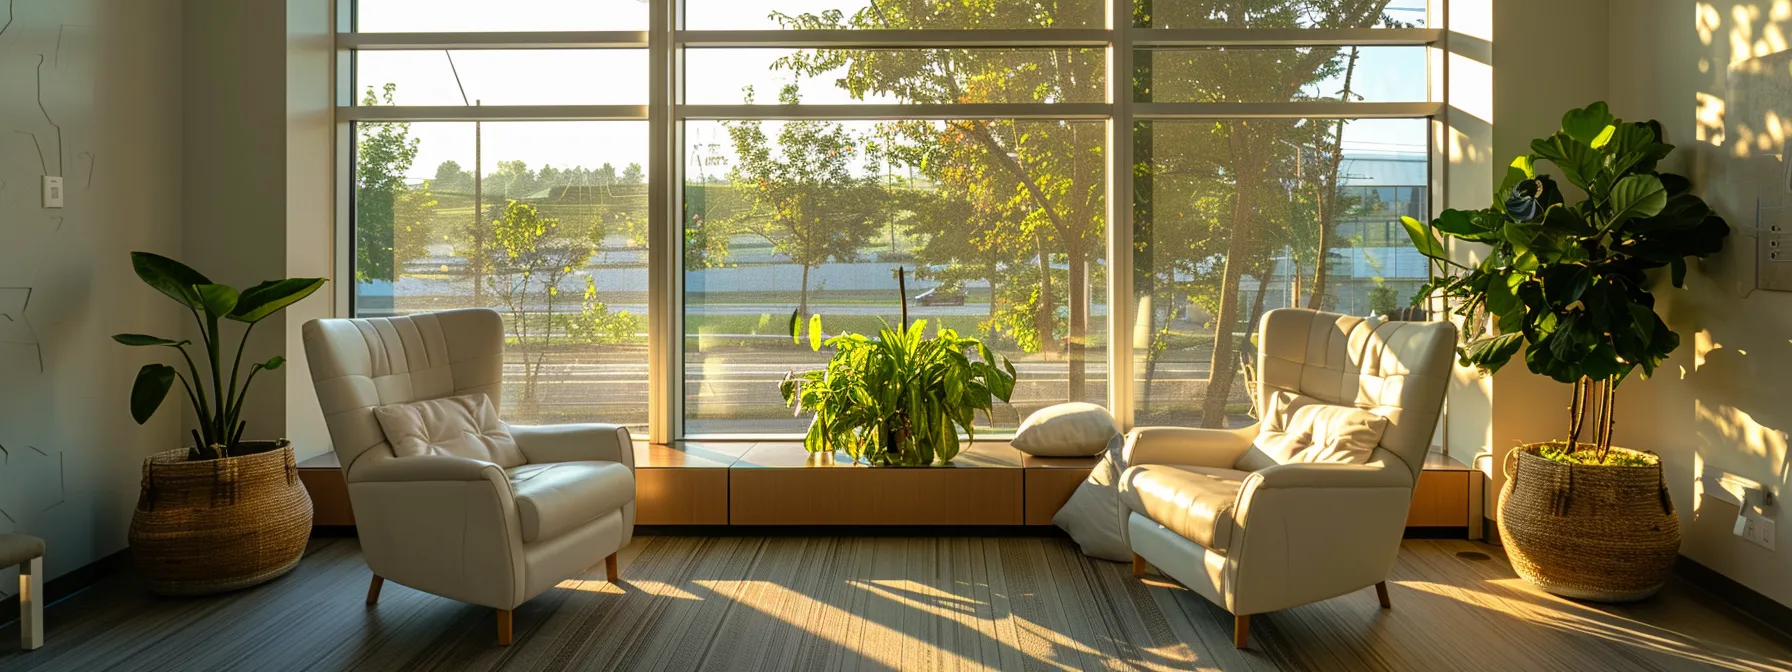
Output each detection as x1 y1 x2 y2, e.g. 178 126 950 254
6 534 1792 671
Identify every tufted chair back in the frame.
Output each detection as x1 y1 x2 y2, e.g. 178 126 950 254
302 309 507 476
1253 308 1456 481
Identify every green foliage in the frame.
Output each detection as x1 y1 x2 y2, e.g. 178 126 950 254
1367 284 1399 316
781 319 1017 466
115 252 326 460
485 201 600 401
725 85 887 317
566 277 636 346
1406 101 1728 385
355 84 422 283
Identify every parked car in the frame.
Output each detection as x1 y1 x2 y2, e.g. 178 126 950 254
913 287 966 306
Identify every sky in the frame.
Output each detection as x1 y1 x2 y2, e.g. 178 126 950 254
353 0 1432 183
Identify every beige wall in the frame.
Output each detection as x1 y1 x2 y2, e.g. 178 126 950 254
1463 0 1792 608
0 0 185 589
1604 0 1792 608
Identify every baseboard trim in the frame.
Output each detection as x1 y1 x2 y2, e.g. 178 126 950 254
0 548 130 629
1675 555 1792 639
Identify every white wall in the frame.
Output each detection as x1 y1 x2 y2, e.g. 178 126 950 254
0 0 185 591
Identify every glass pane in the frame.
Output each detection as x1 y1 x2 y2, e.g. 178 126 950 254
352 120 650 432
355 0 647 32
1138 1 1428 29
1137 46 1426 103
684 118 1107 434
686 0 1104 30
1132 118 1429 428
356 50 648 106
685 48 1106 106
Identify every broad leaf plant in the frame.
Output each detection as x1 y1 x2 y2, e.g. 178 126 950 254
116 252 327 460
1404 102 1728 464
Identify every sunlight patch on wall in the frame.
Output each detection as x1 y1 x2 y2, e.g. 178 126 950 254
1695 399 1789 465
1697 92 1728 147
1447 52 1493 124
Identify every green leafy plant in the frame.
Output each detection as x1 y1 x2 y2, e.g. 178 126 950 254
116 252 327 461
779 311 1017 467
1403 102 1728 464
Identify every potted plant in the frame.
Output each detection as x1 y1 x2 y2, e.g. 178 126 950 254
780 270 1018 466
1403 102 1728 601
116 251 327 595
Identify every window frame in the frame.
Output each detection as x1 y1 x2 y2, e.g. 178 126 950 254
334 0 1449 443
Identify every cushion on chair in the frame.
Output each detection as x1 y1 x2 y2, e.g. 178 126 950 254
1051 434 1133 561
508 461 635 543
1012 402 1119 457
0 533 44 566
373 394 526 467
1119 465 1249 550
1236 391 1388 471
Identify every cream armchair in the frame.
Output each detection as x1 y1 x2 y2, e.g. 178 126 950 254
1121 308 1453 648
302 308 635 645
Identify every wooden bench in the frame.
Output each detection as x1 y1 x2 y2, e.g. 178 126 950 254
303 442 1479 533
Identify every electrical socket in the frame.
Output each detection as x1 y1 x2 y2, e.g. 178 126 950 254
1739 513 1776 551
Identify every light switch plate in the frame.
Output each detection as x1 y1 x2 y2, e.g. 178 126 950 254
41 176 63 209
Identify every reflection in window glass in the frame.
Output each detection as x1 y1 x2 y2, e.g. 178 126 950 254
683 118 1107 434
684 0 1103 30
1138 1 1427 29
354 0 647 32
684 48 1106 106
356 51 649 107
352 119 650 432
1136 46 1427 103
1132 118 1428 428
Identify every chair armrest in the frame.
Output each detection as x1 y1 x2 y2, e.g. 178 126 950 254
347 455 505 483
509 423 635 469
1247 462 1414 490
1122 424 1259 469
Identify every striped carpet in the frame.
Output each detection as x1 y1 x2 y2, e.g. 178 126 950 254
7 535 1792 671
408 535 1275 671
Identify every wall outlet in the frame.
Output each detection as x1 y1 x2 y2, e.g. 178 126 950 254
1738 513 1776 551
41 176 63 209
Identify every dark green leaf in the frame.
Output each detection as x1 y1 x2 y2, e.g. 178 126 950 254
112 334 189 347
1561 102 1615 145
194 284 239 318
1461 333 1524 373
131 251 211 309
1401 216 1450 261
228 278 327 323
130 364 176 424
261 355 286 371
788 308 802 344
1531 134 1602 191
1609 175 1669 226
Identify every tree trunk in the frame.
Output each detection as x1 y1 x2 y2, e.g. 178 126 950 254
472 120 486 306
1307 49 1359 309
799 263 812 319
1066 238 1087 403
1201 124 1265 429
1033 230 1058 357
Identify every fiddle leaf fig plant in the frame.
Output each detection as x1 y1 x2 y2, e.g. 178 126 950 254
116 252 327 461
1404 102 1729 464
781 314 1017 466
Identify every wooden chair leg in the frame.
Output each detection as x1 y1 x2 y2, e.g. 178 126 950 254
1375 581 1391 609
1131 553 1149 577
1233 614 1250 649
496 609 513 646
20 557 42 651
366 575 385 605
605 552 619 582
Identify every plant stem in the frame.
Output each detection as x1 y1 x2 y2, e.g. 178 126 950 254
222 321 257 442
1568 377 1585 445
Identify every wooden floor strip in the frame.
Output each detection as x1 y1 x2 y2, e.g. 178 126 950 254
2 536 1788 671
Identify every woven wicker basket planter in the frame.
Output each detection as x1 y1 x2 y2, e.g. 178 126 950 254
128 441 313 596
1497 444 1680 602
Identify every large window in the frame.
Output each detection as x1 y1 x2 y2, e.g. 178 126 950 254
341 0 1441 442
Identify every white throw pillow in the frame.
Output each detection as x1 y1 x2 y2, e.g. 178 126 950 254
1012 402 1119 457
373 394 524 467
1052 434 1133 561
1237 391 1388 470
